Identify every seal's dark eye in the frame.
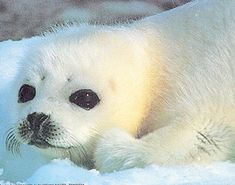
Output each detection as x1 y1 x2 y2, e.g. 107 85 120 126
69 89 100 110
18 84 36 103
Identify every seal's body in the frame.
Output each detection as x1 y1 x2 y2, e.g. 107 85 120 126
9 0 235 172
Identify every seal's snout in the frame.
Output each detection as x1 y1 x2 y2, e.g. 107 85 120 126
27 112 49 132
18 112 55 148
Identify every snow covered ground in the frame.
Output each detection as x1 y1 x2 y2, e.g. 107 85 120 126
0 38 235 184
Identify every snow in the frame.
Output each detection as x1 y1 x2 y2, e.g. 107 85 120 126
0 39 235 185
26 159 235 185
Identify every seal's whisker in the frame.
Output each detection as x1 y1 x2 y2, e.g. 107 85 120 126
90 127 102 138
5 128 15 140
8 136 19 154
5 129 15 149
5 127 15 137
6 132 14 145
11 139 20 155
56 127 93 167
14 140 21 154
5 127 21 155
9 137 16 153
67 132 95 168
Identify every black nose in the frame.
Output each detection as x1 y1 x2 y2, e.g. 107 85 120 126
27 112 49 131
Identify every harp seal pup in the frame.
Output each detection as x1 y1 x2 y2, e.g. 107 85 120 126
8 0 235 172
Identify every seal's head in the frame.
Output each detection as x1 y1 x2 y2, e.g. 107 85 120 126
6 25 156 168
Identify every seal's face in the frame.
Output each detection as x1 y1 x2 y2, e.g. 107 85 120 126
6 26 153 167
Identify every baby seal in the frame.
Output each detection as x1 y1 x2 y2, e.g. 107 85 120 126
7 0 235 172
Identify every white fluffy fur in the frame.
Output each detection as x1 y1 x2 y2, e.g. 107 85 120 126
12 0 235 173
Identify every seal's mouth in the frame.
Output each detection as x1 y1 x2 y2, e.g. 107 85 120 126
15 112 72 150
28 138 72 149
6 112 78 154
6 124 93 169
28 138 51 149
